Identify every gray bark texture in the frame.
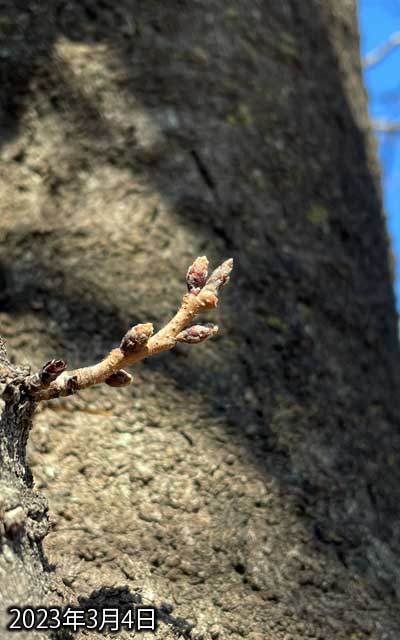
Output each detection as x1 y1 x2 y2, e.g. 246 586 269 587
1 0 400 638
0 345 71 639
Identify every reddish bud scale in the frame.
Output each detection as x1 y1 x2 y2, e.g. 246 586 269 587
40 359 68 383
120 323 154 354
176 323 218 344
186 256 209 295
105 370 133 387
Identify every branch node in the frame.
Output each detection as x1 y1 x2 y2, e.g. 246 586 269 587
199 293 218 309
41 359 68 384
66 376 78 394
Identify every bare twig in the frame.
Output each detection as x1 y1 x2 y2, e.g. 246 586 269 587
364 32 400 69
22 256 234 402
371 119 400 134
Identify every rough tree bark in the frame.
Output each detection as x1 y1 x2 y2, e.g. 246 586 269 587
1 0 400 639
0 340 65 640
0 259 232 637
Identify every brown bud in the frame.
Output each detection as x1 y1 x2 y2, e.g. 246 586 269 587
105 370 133 387
120 323 154 354
204 258 233 295
66 375 78 393
176 323 218 344
41 359 68 384
186 256 209 295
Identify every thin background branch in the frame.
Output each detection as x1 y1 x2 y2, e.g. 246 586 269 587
364 32 400 135
364 31 400 68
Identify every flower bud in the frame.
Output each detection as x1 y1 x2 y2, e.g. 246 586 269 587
186 256 209 295
204 258 233 295
176 323 218 344
105 370 133 387
40 359 68 384
120 323 154 354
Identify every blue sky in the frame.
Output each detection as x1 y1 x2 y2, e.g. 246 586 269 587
358 0 400 303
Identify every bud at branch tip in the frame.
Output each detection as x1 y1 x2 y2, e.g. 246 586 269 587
186 256 209 295
204 258 234 295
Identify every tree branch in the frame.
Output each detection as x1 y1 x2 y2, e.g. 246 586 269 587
363 32 400 69
371 119 400 134
14 256 233 402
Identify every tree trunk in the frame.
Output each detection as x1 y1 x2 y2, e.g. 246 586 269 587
1 0 400 638
0 347 72 637
0 404 58 639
